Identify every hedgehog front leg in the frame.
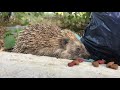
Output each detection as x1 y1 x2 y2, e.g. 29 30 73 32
37 48 59 57
53 49 65 58
60 50 72 59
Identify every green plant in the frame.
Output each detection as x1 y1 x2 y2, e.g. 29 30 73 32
4 35 16 49
3 28 22 49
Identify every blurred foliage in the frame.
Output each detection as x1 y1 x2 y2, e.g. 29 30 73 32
0 11 91 31
0 12 44 26
0 12 10 21
55 12 91 33
0 12 12 26
13 12 44 25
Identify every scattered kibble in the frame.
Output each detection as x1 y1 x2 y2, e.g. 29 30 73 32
92 61 99 67
110 64 118 70
106 62 114 68
68 58 84 67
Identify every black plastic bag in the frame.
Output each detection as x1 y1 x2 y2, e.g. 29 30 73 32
81 12 120 64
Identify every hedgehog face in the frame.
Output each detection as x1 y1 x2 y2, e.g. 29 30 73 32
60 38 90 59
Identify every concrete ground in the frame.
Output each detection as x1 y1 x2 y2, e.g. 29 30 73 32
0 51 120 78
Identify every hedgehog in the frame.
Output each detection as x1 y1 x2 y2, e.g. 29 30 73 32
12 23 90 60
0 26 6 51
0 39 4 51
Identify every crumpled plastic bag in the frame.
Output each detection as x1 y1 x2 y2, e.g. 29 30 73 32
81 12 120 65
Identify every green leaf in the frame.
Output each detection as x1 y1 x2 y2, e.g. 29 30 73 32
4 35 16 49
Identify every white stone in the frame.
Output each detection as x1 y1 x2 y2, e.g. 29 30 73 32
0 51 120 78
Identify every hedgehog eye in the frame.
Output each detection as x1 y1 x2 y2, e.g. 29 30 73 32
63 38 69 44
60 38 70 48
64 38 70 44
76 48 81 51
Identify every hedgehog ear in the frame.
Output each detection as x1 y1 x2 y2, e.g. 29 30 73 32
60 38 70 48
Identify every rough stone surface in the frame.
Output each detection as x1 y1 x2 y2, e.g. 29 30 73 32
0 51 120 78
